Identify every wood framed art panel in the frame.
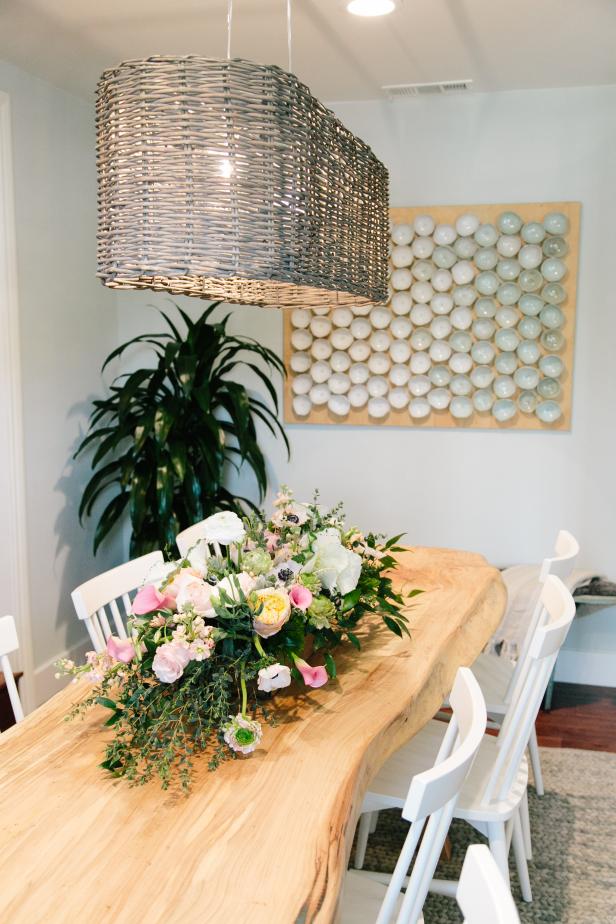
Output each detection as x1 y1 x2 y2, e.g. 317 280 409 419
283 201 580 430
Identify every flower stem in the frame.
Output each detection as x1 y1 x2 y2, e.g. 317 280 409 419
240 663 248 717
253 634 267 659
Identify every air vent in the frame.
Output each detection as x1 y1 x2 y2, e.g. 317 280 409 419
382 79 473 98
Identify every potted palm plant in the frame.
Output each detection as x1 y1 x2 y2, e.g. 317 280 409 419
77 303 288 555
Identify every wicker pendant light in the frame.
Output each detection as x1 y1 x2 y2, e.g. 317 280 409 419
96 52 388 309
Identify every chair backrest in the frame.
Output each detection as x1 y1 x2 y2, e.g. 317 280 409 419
71 551 164 652
504 529 579 702
374 668 487 924
176 521 222 559
484 575 576 805
457 845 520 924
0 615 24 723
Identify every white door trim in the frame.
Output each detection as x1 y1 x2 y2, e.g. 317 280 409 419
0 91 35 713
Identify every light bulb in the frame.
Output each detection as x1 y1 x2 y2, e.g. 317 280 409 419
347 0 396 16
220 158 233 178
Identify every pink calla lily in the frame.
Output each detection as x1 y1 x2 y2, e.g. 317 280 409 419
106 635 136 663
292 654 328 689
131 584 175 615
288 584 313 611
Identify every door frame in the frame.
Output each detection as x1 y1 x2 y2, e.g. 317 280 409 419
0 91 35 713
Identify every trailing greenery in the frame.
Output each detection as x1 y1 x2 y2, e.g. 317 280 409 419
76 303 288 555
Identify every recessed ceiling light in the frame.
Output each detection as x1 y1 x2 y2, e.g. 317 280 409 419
347 0 396 17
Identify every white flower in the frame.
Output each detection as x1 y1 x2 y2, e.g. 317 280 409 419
257 663 292 692
211 572 256 607
303 529 363 595
202 511 246 546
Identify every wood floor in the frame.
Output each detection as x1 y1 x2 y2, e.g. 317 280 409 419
536 682 616 753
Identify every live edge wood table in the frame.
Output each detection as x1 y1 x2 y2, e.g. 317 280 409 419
0 548 505 924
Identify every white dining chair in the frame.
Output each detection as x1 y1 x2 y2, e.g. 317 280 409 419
354 575 576 906
0 614 24 723
176 520 223 559
457 845 520 924
471 529 579 797
341 667 487 924
71 551 164 652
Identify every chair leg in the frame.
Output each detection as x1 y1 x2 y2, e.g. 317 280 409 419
487 821 510 886
369 811 379 834
520 789 533 860
528 726 544 796
354 813 372 869
512 811 533 902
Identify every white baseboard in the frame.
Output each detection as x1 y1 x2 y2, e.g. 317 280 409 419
554 649 616 687
32 636 91 708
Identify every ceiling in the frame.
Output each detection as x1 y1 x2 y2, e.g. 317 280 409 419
1 0 615 102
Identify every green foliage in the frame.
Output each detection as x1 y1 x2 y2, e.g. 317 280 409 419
76 303 289 555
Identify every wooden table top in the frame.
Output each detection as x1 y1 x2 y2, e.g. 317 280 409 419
0 547 505 924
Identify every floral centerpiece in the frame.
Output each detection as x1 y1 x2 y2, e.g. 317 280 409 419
58 489 420 790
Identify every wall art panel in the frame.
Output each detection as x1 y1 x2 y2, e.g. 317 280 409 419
284 202 580 430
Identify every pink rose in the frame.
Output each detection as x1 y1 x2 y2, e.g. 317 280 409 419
152 642 191 684
289 584 313 611
132 584 175 615
175 579 215 617
292 654 328 689
106 635 136 663
164 568 201 602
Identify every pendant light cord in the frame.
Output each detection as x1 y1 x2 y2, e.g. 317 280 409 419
226 0 293 71
287 0 293 73
226 0 233 58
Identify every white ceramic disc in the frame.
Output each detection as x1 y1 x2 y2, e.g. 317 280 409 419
328 394 350 417
291 374 312 396
349 362 369 384
329 350 351 373
390 340 412 364
368 352 391 375
348 340 371 362
348 384 369 408
309 383 329 405
389 364 411 387
332 307 353 328
291 329 312 351
310 360 331 384
391 268 413 290
409 397 431 418
291 307 311 329
409 351 431 375
390 316 412 339
368 396 390 418
390 245 413 268
290 351 311 373
330 328 353 351
292 395 311 417
391 223 413 245
389 387 410 410
391 291 413 315
310 338 333 360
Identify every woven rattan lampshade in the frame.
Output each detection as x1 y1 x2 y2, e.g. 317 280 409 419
96 56 389 309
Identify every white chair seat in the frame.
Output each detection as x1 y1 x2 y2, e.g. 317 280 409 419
340 872 418 924
362 720 528 824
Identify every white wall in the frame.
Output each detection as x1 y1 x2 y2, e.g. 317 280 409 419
0 58 123 704
118 84 616 686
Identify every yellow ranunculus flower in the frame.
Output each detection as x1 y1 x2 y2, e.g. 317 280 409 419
252 588 291 638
